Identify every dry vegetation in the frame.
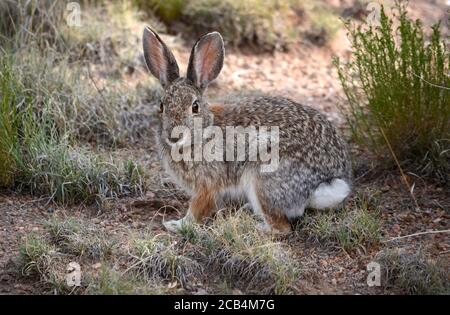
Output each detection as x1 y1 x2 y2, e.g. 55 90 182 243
0 0 448 295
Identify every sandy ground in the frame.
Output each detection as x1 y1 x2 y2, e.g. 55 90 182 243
0 0 449 294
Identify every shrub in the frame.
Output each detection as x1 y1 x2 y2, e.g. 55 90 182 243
0 56 146 205
376 249 449 295
134 0 298 51
335 4 449 183
132 0 185 23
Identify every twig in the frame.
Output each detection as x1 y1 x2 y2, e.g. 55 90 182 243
379 126 420 210
412 72 450 90
383 229 450 243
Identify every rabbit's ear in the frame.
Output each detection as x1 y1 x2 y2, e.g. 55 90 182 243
187 32 224 90
143 26 179 87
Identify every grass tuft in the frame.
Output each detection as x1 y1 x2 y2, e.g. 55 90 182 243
46 217 116 260
300 192 382 252
376 249 450 295
182 211 302 294
0 55 147 205
129 233 203 287
86 267 169 295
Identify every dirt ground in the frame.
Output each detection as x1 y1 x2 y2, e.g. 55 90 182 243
0 0 449 294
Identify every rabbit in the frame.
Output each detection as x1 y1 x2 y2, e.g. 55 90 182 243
142 26 352 234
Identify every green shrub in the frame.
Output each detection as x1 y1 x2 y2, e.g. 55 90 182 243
132 0 185 23
335 4 449 183
0 56 146 205
134 0 298 51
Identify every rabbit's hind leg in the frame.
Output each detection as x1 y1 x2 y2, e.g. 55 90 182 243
245 179 292 235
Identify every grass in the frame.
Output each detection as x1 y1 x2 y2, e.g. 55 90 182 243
17 217 184 294
180 211 302 294
19 233 57 278
376 249 450 295
86 267 168 295
0 56 147 205
300 192 382 253
0 0 158 206
1 1 161 147
129 232 203 287
335 3 450 183
133 0 342 50
46 217 116 259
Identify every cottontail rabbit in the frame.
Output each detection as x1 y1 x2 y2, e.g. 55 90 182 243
142 27 352 234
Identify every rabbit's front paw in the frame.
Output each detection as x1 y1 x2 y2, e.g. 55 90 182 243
163 219 184 233
257 222 291 235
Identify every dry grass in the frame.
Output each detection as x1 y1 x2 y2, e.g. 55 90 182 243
180 210 302 294
46 217 116 260
0 1 155 205
128 232 203 287
375 248 449 295
18 217 174 294
299 192 382 253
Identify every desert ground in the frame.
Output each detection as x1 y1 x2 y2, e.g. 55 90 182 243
0 0 448 294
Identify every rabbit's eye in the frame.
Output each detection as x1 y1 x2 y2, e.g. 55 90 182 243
159 101 164 113
192 100 199 114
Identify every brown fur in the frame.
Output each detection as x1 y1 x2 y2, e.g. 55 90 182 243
256 188 292 233
208 103 225 117
189 186 216 222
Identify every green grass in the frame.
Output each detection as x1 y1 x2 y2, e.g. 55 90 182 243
18 218 184 294
0 56 146 205
19 233 57 278
129 232 203 287
46 217 116 259
376 249 450 295
335 3 449 183
300 192 382 252
86 267 168 295
181 211 302 294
